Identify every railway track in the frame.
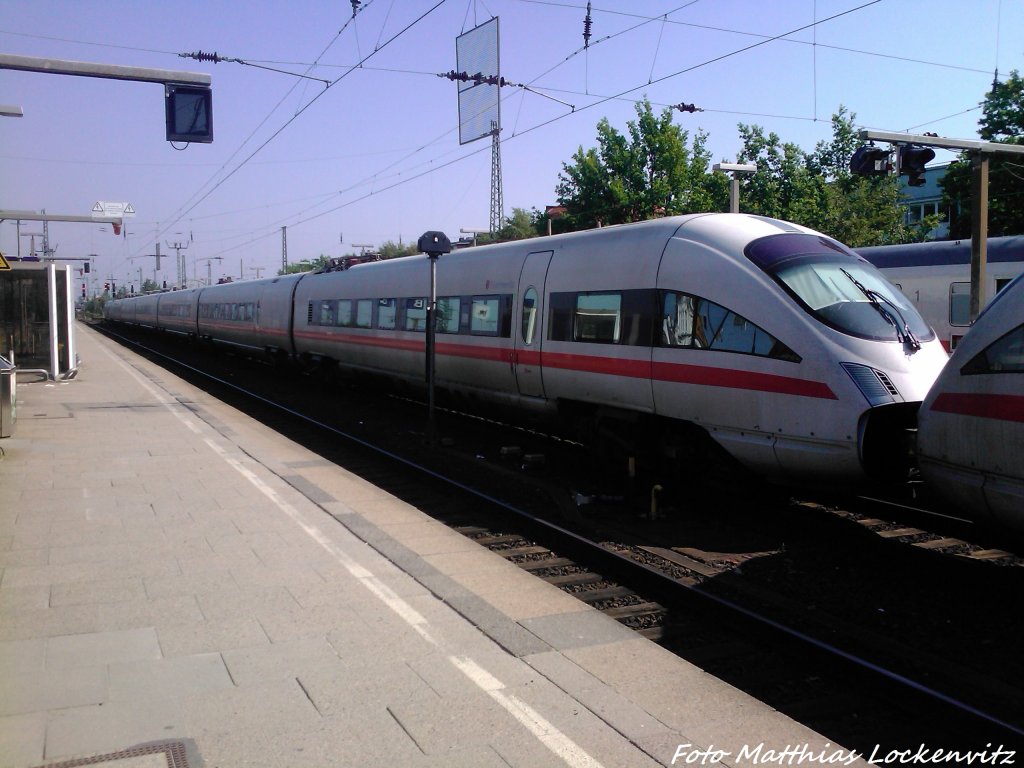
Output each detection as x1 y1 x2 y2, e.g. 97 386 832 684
96 323 1024 754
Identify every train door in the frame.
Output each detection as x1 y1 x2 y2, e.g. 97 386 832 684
514 250 552 398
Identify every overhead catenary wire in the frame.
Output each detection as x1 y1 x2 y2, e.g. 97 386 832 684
201 0 900 261
23 1 1002 271
146 0 449 257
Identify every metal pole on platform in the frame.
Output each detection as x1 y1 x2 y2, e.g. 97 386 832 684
417 231 451 446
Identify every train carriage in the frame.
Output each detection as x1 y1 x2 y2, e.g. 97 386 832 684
858 236 1024 350
286 214 948 486
292 250 522 399
916 272 1024 531
156 288 202 337
195 275 304 356
128 292 160 329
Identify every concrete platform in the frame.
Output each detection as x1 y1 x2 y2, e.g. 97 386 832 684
0 324 860 767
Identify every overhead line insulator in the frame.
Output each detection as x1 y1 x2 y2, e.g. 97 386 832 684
180 50 227 64
438 70 522 88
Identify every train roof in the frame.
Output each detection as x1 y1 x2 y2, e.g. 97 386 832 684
857 236 1024 268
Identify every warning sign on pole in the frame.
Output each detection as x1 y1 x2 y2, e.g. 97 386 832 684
91 202 135 218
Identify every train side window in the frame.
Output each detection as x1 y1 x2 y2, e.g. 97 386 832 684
521 287 538 344
337 299 353 327
436 297 461 333
377 298 397 330
405 298 428 331
319 300 336 326
950 282 971 327
661 291 800 362
549 292 575 341
575 292 621 343
962 324 1024 374
500 294 514 337
355 300 372 329
996 278 1013 295
470 296 500 336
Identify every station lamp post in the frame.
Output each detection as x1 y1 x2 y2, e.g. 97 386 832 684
713 162 757 213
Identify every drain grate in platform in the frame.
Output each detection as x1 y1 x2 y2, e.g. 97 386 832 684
35 740 190 768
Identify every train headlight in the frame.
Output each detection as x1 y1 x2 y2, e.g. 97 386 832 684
841 362 903 406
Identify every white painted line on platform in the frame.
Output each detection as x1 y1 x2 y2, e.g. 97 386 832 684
103 338 607 768
450 655 606 768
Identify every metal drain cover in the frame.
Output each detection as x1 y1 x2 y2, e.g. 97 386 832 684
33 740 191 768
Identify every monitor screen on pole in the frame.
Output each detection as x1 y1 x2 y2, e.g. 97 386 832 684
165 83 213 144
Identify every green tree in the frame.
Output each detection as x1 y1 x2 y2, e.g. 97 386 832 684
738 107 935 246
473 208 543 245
555 99 728 229
280 255 331 275
379 240 418 259
940 70 1024 238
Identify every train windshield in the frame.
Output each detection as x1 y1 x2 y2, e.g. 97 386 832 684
745 234 934 344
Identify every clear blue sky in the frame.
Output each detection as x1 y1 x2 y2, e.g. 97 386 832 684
2 0 1022 290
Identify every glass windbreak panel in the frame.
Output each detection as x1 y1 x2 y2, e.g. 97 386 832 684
436 297 461 333
746 233 933 343
377 298 397 330
355 300 372 328
521 287 538 344
661 291 799 361
950 282 971 327
962 325 1024 374
470 296 500 335
575 293 621 343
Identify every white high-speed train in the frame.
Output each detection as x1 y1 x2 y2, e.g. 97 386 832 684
915 271 1024 533
106 214 949 489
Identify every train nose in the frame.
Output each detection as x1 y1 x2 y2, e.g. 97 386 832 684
841 362 924 482
858 402 921 483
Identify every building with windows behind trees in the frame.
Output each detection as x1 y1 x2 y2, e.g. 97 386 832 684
898 163 950 240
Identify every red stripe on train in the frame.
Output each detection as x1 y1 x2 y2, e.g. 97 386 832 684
294 331 836 400
930 392 1024 423
535 351 836 399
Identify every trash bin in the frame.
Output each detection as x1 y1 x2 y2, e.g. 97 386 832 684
0 355 15 438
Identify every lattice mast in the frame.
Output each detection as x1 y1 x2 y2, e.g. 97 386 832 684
489 121 504 235
281 226 288 272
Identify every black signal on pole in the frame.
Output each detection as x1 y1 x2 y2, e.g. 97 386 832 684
849 145 890 177
898 145 936 187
